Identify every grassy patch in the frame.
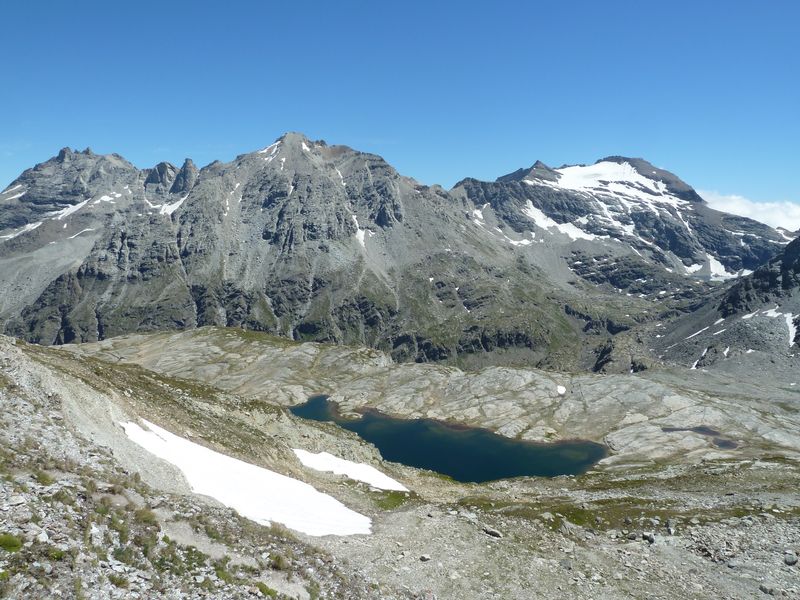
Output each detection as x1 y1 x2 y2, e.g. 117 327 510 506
255 581 278 597
50 488 75 506
373 490 414 510
33 470 54 486
269 552 290 571
133 508 159 528
108 574 128 588
0 534 23 553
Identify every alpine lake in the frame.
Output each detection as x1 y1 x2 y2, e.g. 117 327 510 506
290 396 607 483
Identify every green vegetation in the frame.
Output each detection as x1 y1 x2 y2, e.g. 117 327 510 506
306 580 321 600
152 541 207 575
133 508 159 528
269 552 290 571
0 534 23 553
33 470 54 486
373 490 413 510
255 582 278 597
108 573 128 588
112 545 136 566
50 488 75 506
213 557 237 584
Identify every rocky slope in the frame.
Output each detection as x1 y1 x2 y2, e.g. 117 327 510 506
0 135 791 371
2 331 798 599
651 236 800 373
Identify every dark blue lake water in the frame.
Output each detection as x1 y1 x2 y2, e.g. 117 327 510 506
290 396 607 483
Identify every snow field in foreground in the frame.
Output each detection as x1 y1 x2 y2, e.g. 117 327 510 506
121 419 371 536
292 449 408 492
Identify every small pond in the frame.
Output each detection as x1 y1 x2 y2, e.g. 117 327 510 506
290 396 607 483
661 426 739 449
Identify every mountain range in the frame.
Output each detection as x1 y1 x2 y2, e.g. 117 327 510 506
0 132 795 372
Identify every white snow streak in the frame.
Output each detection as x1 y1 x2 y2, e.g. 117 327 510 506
293 449 408 492
258 141 280 154
0 221 42 240
67 228 95 239
2 184 23 195
685 326 710 340
121 419 371 536
50 198 90 220
259 141 281 163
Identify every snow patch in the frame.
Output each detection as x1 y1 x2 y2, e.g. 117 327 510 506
352 215 368 249
121 419 371 536
708 254 737 281
786 314 797 347
521 201 595 241
293 449 408 492
159 195 188 216
685 263 703 274
0 221 42 240
556 385 567 396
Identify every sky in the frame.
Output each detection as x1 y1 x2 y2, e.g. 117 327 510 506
1 0 798 227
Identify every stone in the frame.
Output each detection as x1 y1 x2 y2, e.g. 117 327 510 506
784 552 798 566
559 520 581 536
642 532 655 544
482 526 503 538
419 554 431 562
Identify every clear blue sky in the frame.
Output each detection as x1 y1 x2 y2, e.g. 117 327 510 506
1 0 797 205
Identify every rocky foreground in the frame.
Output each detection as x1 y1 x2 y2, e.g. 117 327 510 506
1 331 799 599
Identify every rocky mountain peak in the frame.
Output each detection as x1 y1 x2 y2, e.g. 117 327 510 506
170 158 198 194
495 160 559 183
144 161 178 190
